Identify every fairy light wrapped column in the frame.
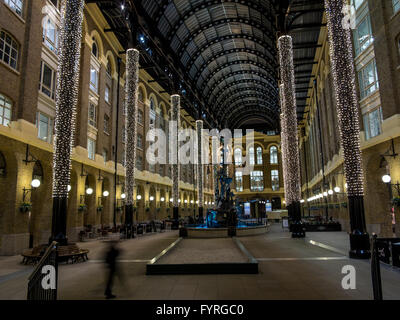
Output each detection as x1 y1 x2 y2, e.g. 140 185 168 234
278 35 305 238
171 95 181 229
196 120 204 220
124 48 140 239
325 0 370 258
50 0 84 245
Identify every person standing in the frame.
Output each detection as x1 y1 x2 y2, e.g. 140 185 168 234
104 241 120 299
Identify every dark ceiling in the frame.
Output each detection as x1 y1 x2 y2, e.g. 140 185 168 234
89 0 324 132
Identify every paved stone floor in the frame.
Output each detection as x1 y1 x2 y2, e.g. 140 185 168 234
0 224 399 300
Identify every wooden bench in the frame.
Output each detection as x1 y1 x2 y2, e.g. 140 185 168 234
22 244 47 265
22 244 89 265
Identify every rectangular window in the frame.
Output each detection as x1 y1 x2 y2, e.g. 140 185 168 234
358 59 379 99
39 61 57 100
363 107 383 140
36 112 53 143
0 94 12 126
138 110 143 124
43 18 59 52
394 0 400 14
271 170 279 191
103 114 109 134
4 0 23 16
353 14 373 56
102 149 108 164
235 171 243 192
137 133 143 149
250 171 264 192
105 85 110 104
88 138 96 160
90 66 99 93
88 102 97 128
136 155 143 171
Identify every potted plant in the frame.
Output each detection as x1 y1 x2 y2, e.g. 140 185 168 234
156 207 161 213
19 202 32 213
78 204 87 212
97 205 103 212
145 207 150 213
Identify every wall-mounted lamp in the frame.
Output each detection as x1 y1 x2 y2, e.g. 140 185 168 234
150 196 154 201
103 190 109 197
137 195 142 200
121 193 126 200
160 197 165 202
334 187 341 193
382 175 392 184
86 188 93 195
68 185 72 192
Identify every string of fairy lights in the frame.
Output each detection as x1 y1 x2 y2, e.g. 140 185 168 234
124 49 140 206
324 0 364 198
278 35 302 207
171 94 181 208
52 0 84 198
196 120 204 207
279 84 289 204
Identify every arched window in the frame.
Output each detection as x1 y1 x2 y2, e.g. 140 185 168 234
106 60 112 77
248 147 255 165
234 148 242 166
0 93 12 126
256 147 263 165
149 97 156 128
270 146 278 164
0 31 19 70
92 38 98 58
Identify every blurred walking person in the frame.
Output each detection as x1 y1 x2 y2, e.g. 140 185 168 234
104 240 120 299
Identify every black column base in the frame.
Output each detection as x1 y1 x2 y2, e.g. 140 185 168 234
291 221 306 238
50 196 68 246
198 207 204 222
125 204 134 239
172 207 179 230
349 232 371 259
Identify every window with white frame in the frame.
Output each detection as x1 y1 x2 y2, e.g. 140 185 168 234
271 170 279 191
256 147 263 165
234 148 242 166
363 107 383 140
87 138 96 160
105 85 110 104
353 14 373 56
0 30 19 70
270 146 278 164
394 0 400 14
39 61 57 99
90 65 99 93
250 171 264 192
88 102 97 128
248 147 255 165
358 59 379 99
42 17 59 52
36 112 53 143
0 93 12 126
4 0 23 16
138 109 143 124
235 171 243 192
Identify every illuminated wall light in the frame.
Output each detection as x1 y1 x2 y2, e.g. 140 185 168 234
52 0 84 199
124 48 140 206
86 188 93 195
121 193 126 199
67 185 72 193
323 192 328 197
137 195 142 200
334 187 340 193
149 196 154 201
382 175 391 184
170 198 173 203
160 197 165 202
31 179 41 188
328 190 334 195
103 191 109 197
278 35 301 207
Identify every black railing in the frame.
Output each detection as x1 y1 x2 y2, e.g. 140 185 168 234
27 241 58 301
371 235 400 300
